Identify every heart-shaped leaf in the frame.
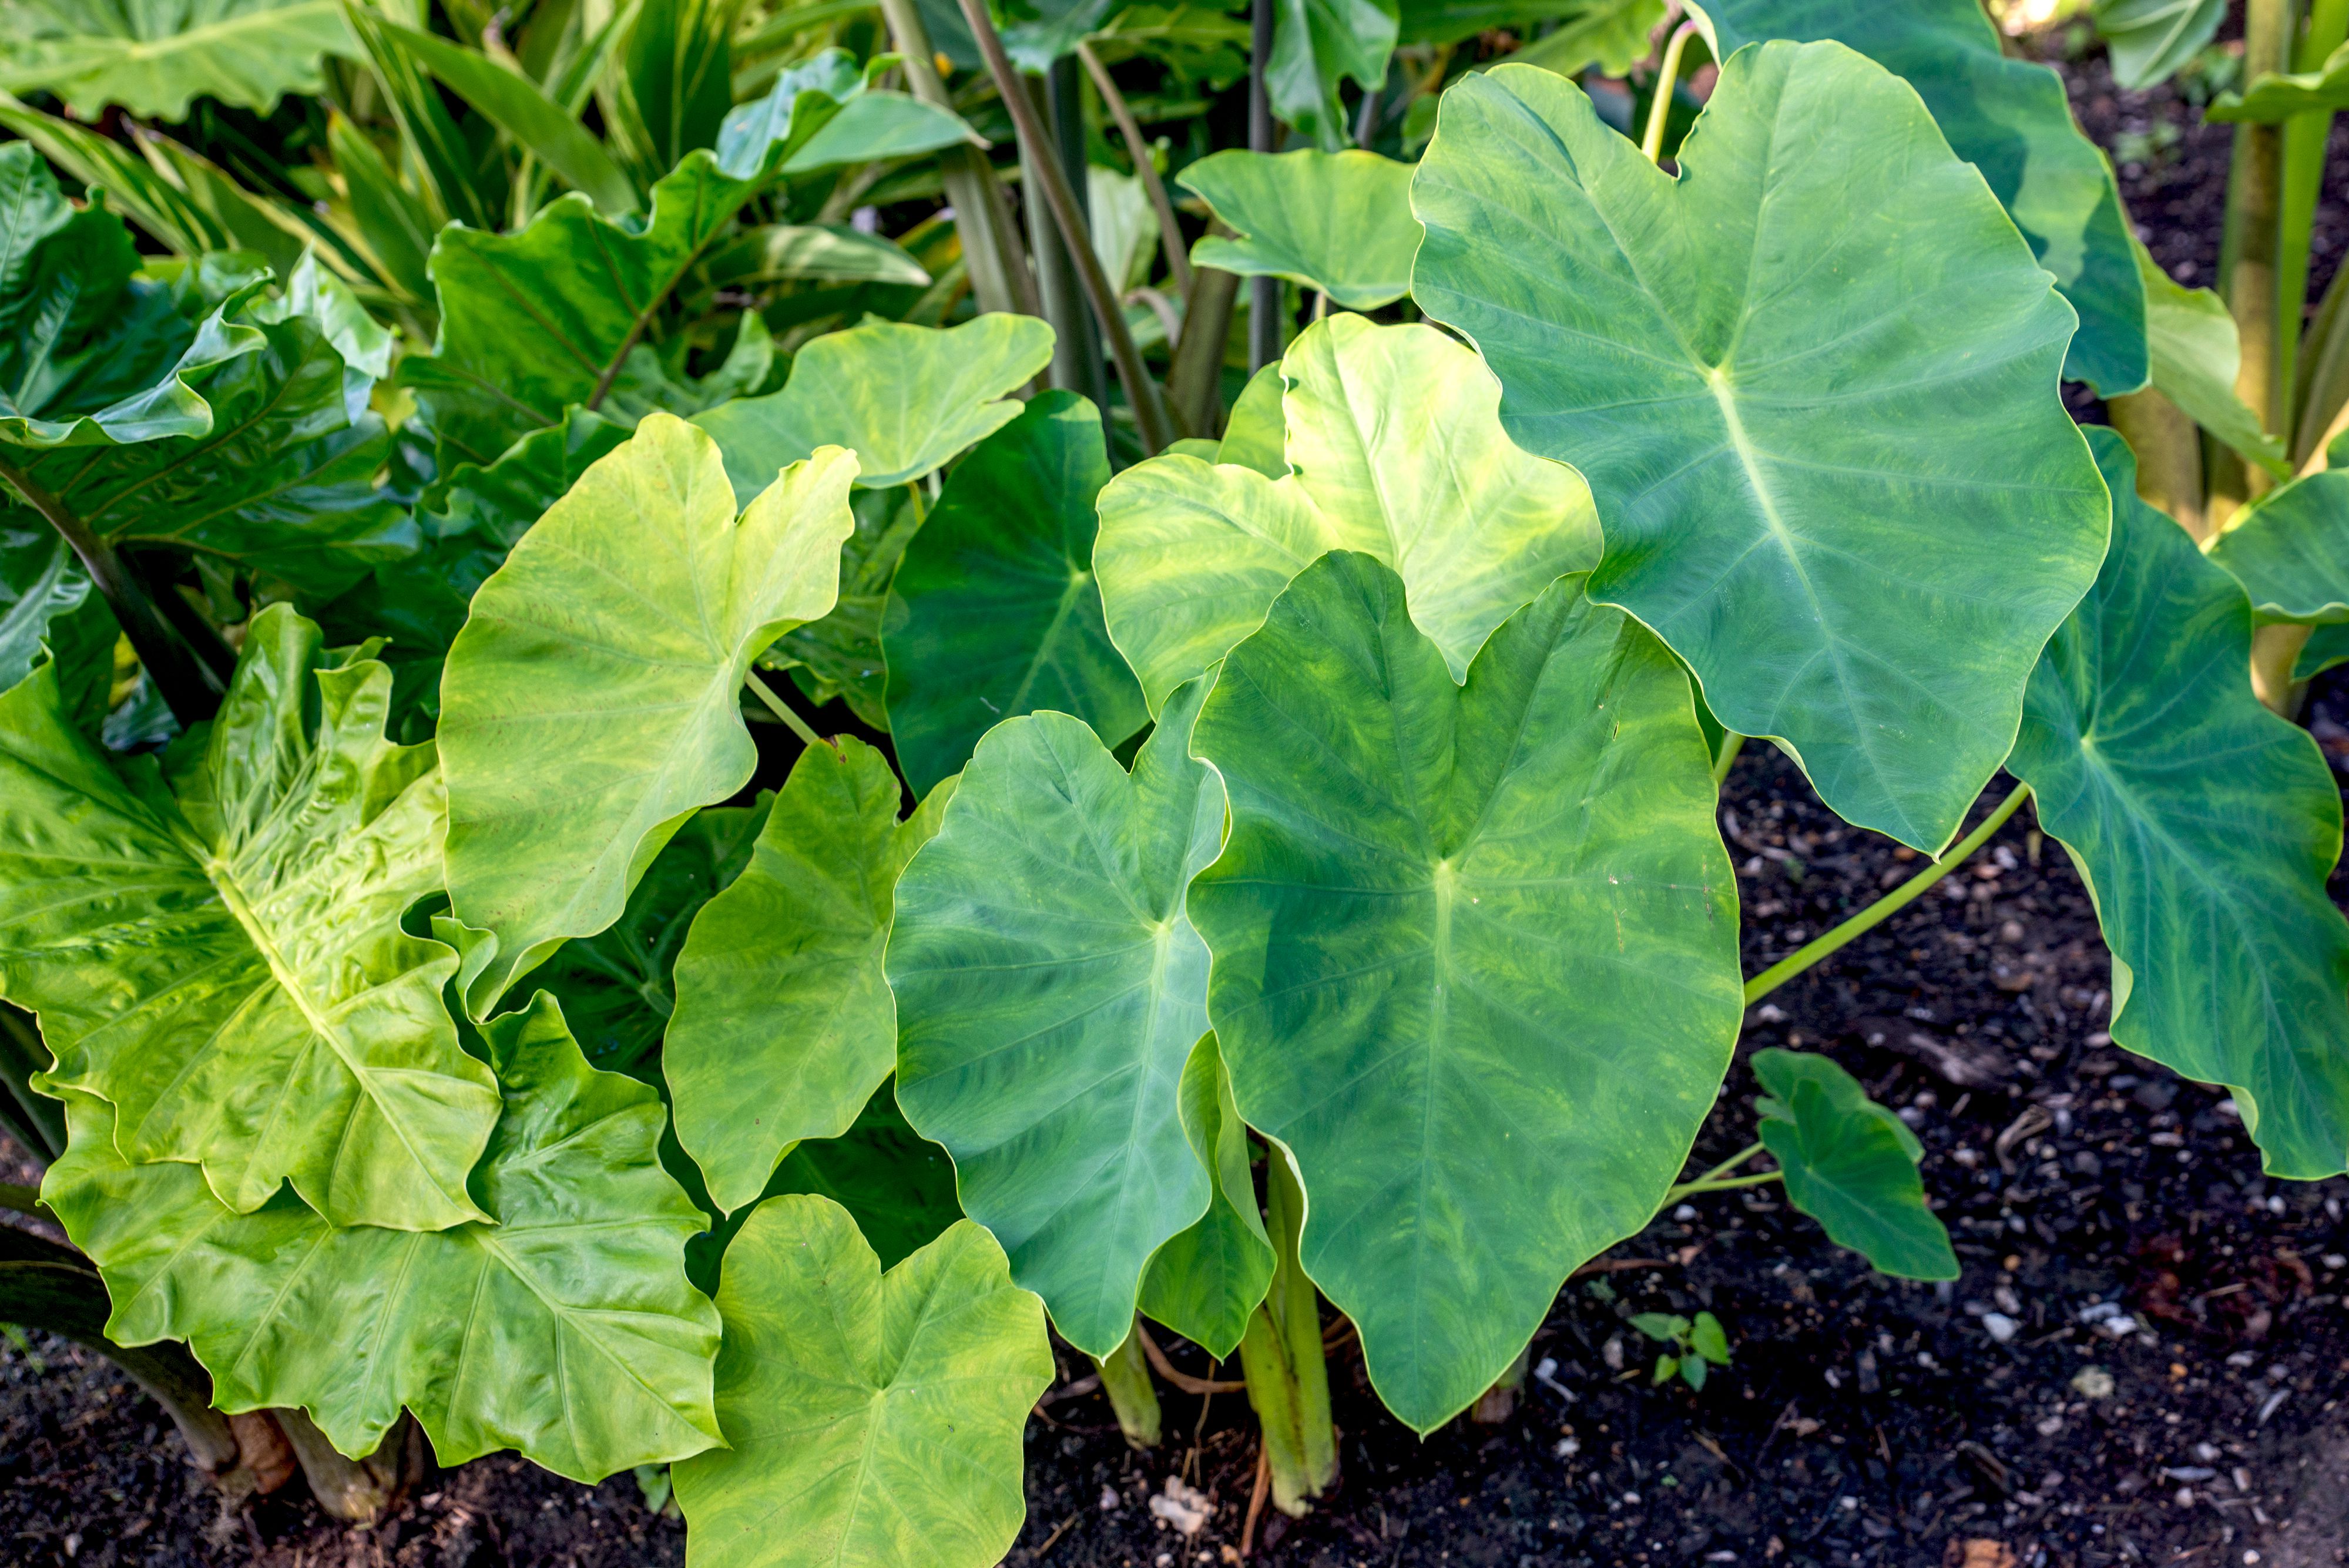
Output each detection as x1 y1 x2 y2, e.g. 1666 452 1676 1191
1751 1047 1957 1280
1187 555 1743 1431
669 736 952 1214
882 390 1146 797
1 605 499 1230
1136 1033 1275 1360
439 414 855 1015
1701 0 2147 393
41 991 723 1481
1411 43 2110 852
1179 149 1420 311
2009 430 2349 1180
672 1196 1051 1568
1095 314 1598 713
694 315 1055 504
888 680 1226 1359
2206 469 2349 624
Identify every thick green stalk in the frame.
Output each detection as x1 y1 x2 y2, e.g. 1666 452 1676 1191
1169 257 1240 435
1095 1324 1164 1449
744 670 828 750
1710 731 1744 785
2214 0 2294 510
2279 0 2348 415
1034 62 1110 413
877 0 1032 317
2109 387 2209 538
1640 20 1702 164
955 0 1176 453
1239 1147 1336 1517
1743 785 2032 1005
0 454 223 726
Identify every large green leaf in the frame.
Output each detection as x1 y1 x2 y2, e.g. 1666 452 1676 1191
1179 150 1419 312
881 390 1145 797
533 803 768 1082
42 991 724 1482
694 314 1055 505
2009 429 2349 1180
2206 469 2349 623
4 291 410 598
716 47 978 178
2136 242 2290 478
1751 1047 1956 1280
1700 0 2147 395
2092 0 2224 90
669 737 952 1214
439 415 855 1016
1135 1032 1274 1360
1411 45 2109 852
672 1197 1050 1568
1095 314 1599 714
0 605 498 1230
1187 555 1743 1431
759 485 915 730
0 0 360 120
888 680 1225 1361
1269 0 1400 150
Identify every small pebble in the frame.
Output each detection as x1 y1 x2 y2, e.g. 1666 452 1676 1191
1982 1312 2018 1344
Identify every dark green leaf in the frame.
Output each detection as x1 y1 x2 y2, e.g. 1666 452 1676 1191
2008 429 2349 1180
2206 469 2349 624
1752 1047 1956 1280
882 390 1146 797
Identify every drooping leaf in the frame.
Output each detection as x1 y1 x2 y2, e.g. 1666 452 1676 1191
694 314 1055 504
1269 0 1401 150
671 1196 1051 1568
42 992 724 1482
1509 0 1667 76
0 0 360 120
669 737 952 1214
881 390 1146 797
2008 429 2349 1180
2136 242 2290 478
439 415 856 1016
2092 0 2224 90
1411 45 2110 852
0 605 499 1230
1187 556 1743 1431
1179 149 1419 311
1095 314 1599 713
532 803 769 1082
1700 0 2148 395
1135 1033 1275 1360
0 525 114 730
888 680 1225 1360
2209 39 2349 122
1750 1047 1957 1280
716 47 979 178
2207 469 2349 625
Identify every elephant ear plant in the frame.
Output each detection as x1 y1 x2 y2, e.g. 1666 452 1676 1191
4 9 2349 1567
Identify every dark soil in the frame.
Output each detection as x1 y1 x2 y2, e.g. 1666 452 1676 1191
7 19 2349 1568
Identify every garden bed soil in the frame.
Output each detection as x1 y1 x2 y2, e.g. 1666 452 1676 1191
5 22 2349 1568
